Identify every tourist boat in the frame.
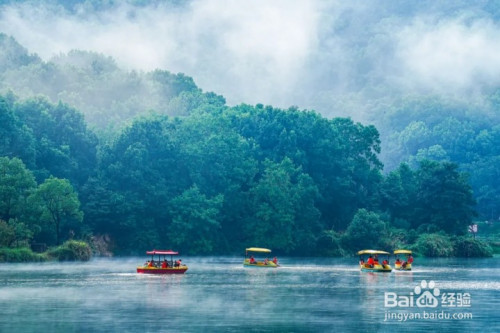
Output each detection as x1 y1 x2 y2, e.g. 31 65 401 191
243 247 279 268
394 249 413 271
137 250 188 274
357 250 392 272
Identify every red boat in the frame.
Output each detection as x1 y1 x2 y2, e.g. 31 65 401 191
136 250 188 274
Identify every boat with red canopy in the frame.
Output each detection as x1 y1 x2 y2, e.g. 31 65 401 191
137 250 188 274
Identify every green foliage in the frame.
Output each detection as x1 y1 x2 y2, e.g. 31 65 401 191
412 233 454 257
378 227 416 252
8 218 33 247
414 160 476 234
382 160 477 235
0 95 36 167
0 219 14 247
341 209 387 252
46 240 92 261
244 158 321 254
452 236 493 257
318 230 346 257
14 97 98 186
30 176 83 245
0 37 494 257
168 185 223 254
0 157 36 221
0 247 47 262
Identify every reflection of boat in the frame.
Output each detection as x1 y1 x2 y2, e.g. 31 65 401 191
243 247 278 268
357 250 392 272
137 250 188 274
394 249 413 271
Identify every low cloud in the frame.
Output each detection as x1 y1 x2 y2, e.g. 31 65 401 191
0 1 498 118
395 15 500 94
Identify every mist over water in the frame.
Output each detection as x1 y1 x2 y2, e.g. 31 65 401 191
0 257 498 332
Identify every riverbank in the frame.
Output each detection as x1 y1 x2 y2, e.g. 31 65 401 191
0 235 496 263
0 240 92 263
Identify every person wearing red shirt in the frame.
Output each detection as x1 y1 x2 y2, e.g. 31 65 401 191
367 256 375 267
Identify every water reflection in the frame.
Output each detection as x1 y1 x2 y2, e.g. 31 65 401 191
0 257 498 332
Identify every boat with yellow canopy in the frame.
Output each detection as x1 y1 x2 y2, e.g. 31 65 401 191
243 247 279 268
394 249 413 271
137 250 188 274
357 250 392 272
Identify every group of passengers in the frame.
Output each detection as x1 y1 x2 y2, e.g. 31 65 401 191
360 255 390 268
248 256 279 266
145 259 183 268
395 255 413 268
360 254 413 268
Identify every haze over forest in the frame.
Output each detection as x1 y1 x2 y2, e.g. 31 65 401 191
0 0 499 255
1 1 499 116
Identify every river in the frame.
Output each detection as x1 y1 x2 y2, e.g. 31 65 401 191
0 256 498 332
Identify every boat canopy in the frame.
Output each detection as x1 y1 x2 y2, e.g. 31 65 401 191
246 247 271 253
146 250 178 255
394 249 412 254
357 249 390 255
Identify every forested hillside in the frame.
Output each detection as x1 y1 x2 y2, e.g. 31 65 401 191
0 72 489 257
0 23 497 256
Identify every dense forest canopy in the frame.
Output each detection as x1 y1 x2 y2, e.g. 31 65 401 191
0 1 498 256
0 89 482 255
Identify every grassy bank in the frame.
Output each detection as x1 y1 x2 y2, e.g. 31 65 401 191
0 240 92 263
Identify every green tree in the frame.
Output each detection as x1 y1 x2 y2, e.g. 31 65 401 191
245 158 320 253
0 95 36 167
14 97 98 187
8 218 33 247
0 219 14 247
341 209 386 252
414 160 476 234
30 177 83 245
168 185 223 254
0 157 36 221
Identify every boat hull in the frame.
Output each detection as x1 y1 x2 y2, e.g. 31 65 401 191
394 263 412 271
137 266 188 274
243 260 278 268
360 264 392 272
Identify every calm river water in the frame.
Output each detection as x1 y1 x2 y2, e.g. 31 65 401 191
0 256 498 332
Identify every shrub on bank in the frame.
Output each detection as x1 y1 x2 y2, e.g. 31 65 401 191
47 240 92 261
412 233 454 257
452 237 493 257
0 247 47 262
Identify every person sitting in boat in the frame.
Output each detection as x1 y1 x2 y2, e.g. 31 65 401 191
402 255 413 268
359 259 364 266
249 256 256 264
382 259 389 267
272 257 278 265
148 260 154 267
367 255 375 267
395 258 402 265
161 260 168 268
264 258 269 265
373 256 379 265
175 259 182 267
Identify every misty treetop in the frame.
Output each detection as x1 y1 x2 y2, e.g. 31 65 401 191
0 33 203 128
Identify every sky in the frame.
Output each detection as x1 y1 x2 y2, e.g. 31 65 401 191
0 0 499 121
